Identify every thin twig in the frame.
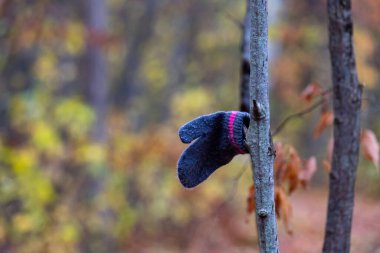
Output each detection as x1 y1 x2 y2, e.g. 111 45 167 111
223 11 244 29
212 5 243 29
272 88 379 136
272 99 325 136
321 87 333 96
213 158 250 213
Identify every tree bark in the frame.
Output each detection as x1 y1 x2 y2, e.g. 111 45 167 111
86 0 108 143
82 1 117 253
114 0 157 107
240 0 251 113
323 1 362 252
160 1 201 121
246 0 279 252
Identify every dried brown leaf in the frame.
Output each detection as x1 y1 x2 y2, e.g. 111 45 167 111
299 156 317 188
301 82 322 103
323 160 331 172
313 111 334 138
246 184 256 215
322 138 334 173
274 142 284 171
275 187 293 234
274 142 286 182
361 129 380 169
284 147 301 194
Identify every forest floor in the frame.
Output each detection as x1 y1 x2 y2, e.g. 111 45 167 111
131 189 380 253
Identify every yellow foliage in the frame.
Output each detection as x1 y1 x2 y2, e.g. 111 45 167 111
75 143 106 165
172 203 191 225
13 214 34 233
354 29 379 87
9 148 37 175
60 223 79 243
32 175 55 205
31 121 62 156
9 95 32 127
8 148 55 206
54 98 95 138
198 31 218 52
65 22 86 55
108 134 136 169
34 49 58 83
171 87 214 123
0 221 5 242
143 57 168 90
115 209 137 238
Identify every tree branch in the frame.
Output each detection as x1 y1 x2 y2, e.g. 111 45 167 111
223 11 244 29
272 87 332 136
272 99 325 136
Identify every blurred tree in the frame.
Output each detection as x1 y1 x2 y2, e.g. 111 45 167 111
86 0 108 143
323 0 362 252
114 0 158 107
82 0 118 252
160 1 202 121
240 0 250 112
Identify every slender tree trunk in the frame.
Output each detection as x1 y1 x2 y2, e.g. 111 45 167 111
86 0 108 143
82 1 117 252
323 1 362 252
240 0 250 113
160 1 201 121
246 0 279 252
114 0 157 107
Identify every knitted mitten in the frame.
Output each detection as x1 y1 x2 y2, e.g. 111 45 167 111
177 111 250 188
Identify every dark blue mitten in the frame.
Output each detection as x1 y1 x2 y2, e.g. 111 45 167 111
177 111 250 188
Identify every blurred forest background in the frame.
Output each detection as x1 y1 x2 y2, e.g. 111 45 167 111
0 0 380 252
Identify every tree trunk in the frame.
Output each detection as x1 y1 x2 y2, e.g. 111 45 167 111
82 1 117 252
160 1 201 121
323 0 362 252
246 0 279 252
240 0 250 113
86 0 108 143
114 0 157 107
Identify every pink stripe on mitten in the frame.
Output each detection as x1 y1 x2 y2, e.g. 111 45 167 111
229 112 246 154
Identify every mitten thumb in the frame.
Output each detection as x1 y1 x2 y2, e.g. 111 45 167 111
179 112 225 143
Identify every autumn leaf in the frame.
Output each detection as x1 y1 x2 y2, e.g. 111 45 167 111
323 138 334 172
323 160 331 172
361 129 380 169
246 184 256 215
274 143 286 182
86 28 120 48
284 147 301 194
313 111 334 138
301 82 322 103
299 156 317 188
274 142 284 171
275 187 293 234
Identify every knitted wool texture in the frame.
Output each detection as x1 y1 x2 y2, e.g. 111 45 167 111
177 111 250 188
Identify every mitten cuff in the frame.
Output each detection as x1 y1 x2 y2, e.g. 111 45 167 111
228 111 250 154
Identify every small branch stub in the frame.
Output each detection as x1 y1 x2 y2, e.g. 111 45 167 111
252 100 266 120
268 131 276 157
257 209 269 218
